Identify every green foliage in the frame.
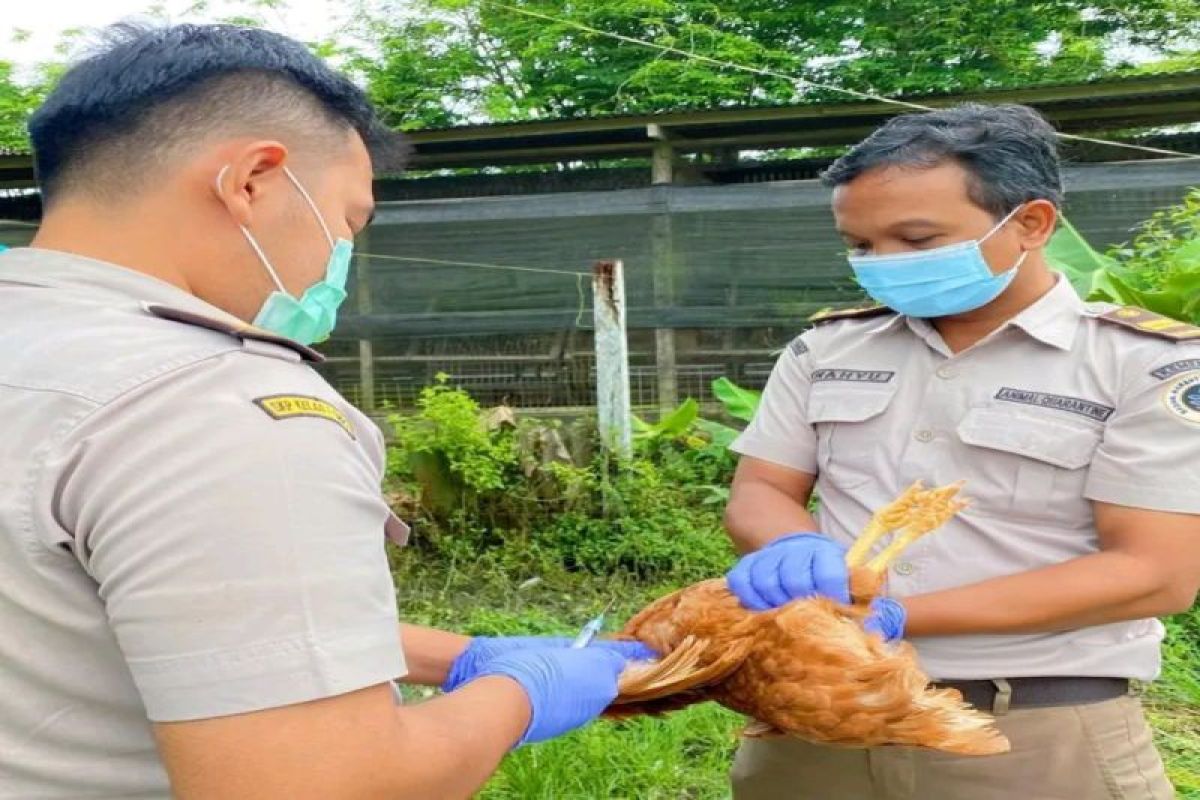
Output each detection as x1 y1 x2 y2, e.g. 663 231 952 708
387 383 735 582
1104 187 1200 324
712 376 761 423
352 0 1200 129
1045 215 1123 298
632 397 701 444
1153 608 1200 797
0 61 46 153
1047 193 1200 325
393 376 516 492
3 1 1200 150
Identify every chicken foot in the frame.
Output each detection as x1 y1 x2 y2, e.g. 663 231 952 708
845 481 969 602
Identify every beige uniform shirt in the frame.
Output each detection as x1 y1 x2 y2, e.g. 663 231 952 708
734 276 1200 682
0 248 407 799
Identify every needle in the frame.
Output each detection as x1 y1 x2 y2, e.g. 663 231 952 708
570 599 614 649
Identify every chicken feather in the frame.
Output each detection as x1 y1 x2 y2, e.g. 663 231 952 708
605 481 1010 756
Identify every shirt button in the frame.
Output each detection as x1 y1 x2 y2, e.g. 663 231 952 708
914 429 934 443
894 562 916 576
936 365 958 379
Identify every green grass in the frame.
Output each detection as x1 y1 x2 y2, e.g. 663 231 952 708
1151 613 1200 798
392 549 1200 800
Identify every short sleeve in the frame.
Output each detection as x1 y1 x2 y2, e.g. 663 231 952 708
731 333 817 473
46 353 405 722
1086 352 1200 514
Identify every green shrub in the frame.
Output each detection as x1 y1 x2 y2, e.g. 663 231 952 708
1047 192 1200 324
387 382 736 583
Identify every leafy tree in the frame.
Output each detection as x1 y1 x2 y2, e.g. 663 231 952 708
0 48 48 153
351 0 1200 129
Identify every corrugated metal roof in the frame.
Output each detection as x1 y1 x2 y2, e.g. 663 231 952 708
407 69 1200 136
2 71 1199 187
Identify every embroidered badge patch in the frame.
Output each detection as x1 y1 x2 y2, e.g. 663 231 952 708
1150 359 1200 381
811 369 895 384
788 336 809 357
254 395 356 438
994 387 1114 422
1162 374 1200 426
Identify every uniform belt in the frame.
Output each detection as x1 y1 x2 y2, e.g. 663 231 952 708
931 677 1130 715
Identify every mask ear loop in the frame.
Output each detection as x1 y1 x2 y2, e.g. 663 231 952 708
978 203 1033 273
282 166 336 248
979 203 1026 243
216 164 289 294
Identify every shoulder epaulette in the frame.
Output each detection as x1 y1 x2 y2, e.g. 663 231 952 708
144 303 325 362
1095 306 1200 342
808 303 896 325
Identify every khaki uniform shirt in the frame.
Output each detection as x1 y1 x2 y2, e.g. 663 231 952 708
733 276 1200 682
0 248 407 799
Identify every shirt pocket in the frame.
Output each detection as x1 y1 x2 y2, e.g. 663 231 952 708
953 406 1103 525
808 383 899 490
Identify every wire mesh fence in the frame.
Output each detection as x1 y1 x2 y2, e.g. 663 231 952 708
3 158 1198 414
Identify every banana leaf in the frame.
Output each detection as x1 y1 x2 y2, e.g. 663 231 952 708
711 377 761 423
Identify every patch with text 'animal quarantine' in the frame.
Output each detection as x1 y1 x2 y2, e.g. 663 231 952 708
994 387 1114 423
253 394 356 439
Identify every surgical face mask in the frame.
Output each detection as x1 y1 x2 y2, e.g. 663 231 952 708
217 165 353 345
846 205 1029 318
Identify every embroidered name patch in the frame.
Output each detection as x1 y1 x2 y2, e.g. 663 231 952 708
254 395 355 438
1162 374 1200 426
1150 359 1200 381
994 387 1114 422
811 369 895 384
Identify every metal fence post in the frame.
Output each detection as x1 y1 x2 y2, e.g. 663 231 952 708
592 259 632 457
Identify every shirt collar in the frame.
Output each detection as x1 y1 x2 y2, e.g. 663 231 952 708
1004 273 1085 351
872 273 1084 352
0 246 246 326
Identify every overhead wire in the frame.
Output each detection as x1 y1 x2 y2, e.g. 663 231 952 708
480 0 1200 161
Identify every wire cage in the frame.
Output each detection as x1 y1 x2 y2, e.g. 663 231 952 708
2 159 1198 415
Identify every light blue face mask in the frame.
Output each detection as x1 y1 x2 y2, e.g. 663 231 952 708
218 165 353 345
846 205 1029 318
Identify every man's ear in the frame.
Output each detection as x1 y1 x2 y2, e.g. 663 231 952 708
211 141 290 228
1014 199 1059 249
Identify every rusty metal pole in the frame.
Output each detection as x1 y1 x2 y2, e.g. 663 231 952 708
592 259 632 458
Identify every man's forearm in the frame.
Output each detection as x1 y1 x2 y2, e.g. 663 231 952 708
398 624 471 686
386 676 529 799
725 482 820 553
903 550 1185 638
157 678 530 800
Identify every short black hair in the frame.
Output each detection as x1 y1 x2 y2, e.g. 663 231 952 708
29 23 407 202
821 103 1064 216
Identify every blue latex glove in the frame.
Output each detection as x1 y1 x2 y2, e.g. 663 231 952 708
726 532 850 610
863 597 907 642
443 636 657 693
474 647 628 745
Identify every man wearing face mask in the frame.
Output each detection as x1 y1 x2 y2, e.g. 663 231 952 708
723 104 1200 799
0 24 652 800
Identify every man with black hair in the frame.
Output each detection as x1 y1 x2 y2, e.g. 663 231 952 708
723 103 1199 798
0 23 648 799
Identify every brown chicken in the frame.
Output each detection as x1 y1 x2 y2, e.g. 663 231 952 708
606 481 1010 756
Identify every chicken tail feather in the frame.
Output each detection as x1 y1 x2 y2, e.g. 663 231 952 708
613 634 753 706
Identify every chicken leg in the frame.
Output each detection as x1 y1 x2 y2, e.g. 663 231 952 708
846 481 968 602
